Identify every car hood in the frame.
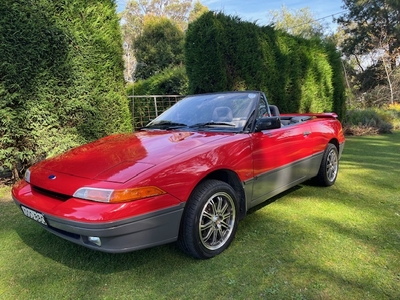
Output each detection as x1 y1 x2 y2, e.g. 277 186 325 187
33 131 230 183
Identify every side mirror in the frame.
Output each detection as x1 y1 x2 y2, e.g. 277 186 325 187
255 116 281 132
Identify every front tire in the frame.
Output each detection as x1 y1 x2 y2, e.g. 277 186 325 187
314 143 339 186
178 180 239 259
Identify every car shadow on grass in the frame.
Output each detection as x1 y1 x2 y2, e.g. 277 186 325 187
246 185 304 215
13 220 191 271
10 186 304 274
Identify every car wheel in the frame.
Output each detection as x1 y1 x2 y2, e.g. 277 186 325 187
178 179 239 259
315 143 339 186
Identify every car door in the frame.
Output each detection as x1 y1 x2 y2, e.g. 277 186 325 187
249 98 314 207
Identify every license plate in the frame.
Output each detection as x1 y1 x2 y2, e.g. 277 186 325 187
21 205 48 226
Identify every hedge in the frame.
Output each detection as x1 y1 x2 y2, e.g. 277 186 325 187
0 0 132 178
185 12 346 119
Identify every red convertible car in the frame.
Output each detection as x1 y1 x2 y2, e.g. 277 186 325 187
12 91 345 259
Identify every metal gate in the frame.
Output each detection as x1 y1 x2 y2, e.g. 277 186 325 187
128 95 185 129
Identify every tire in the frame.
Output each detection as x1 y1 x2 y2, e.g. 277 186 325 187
178 179 239 259
314 143 339 186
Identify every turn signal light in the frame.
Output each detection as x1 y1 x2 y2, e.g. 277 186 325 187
73 186 166 203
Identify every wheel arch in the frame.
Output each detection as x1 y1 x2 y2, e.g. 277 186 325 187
328 138 339 151
197 169 247 220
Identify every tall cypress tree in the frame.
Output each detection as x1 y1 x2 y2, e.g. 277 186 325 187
185 12 345 119
0 0 132 179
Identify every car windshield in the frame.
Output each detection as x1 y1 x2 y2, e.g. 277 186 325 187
144 92 259 132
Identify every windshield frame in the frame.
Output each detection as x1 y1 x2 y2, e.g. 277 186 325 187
143 91 261 133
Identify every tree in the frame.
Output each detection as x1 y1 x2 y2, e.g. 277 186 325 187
123 0 193 32
338 0 400 67
121 0 194 81
337 0 400 104
268 5 327 39
0 0 131 180
133 16 185 80
188 0 209 23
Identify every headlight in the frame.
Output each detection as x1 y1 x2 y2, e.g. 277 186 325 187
24 168 31 183
73 186 166 203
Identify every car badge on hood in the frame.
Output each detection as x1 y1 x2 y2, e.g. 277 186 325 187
48 174 57 180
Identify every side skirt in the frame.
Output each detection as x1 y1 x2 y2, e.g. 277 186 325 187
244 152 323 211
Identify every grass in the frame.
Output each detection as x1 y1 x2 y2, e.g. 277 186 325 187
1 132 399 299
0 186 11 201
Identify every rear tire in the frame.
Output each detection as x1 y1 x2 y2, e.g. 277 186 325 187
178 180 239 259
314 143 339 186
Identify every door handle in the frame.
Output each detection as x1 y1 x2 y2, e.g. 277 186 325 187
303 131 311 136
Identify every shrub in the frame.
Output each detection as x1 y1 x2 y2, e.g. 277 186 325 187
344 109 394 135
386 103 400 130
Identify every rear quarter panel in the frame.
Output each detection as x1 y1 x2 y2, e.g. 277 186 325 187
309 118 345 155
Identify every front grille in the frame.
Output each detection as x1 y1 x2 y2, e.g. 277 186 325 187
32 185 71 201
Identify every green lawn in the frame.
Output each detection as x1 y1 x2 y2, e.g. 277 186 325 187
1 133 399 300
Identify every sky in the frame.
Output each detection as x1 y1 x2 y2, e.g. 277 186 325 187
116 0 346 30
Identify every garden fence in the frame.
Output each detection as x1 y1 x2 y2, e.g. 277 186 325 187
128 95 185 129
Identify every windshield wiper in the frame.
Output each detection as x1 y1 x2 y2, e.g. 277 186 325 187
144 121 188 130
190 122 235 128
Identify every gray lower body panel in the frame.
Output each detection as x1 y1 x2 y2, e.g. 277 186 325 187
244 152 323 210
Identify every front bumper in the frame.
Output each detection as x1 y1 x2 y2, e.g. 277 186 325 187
13 196 185 253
